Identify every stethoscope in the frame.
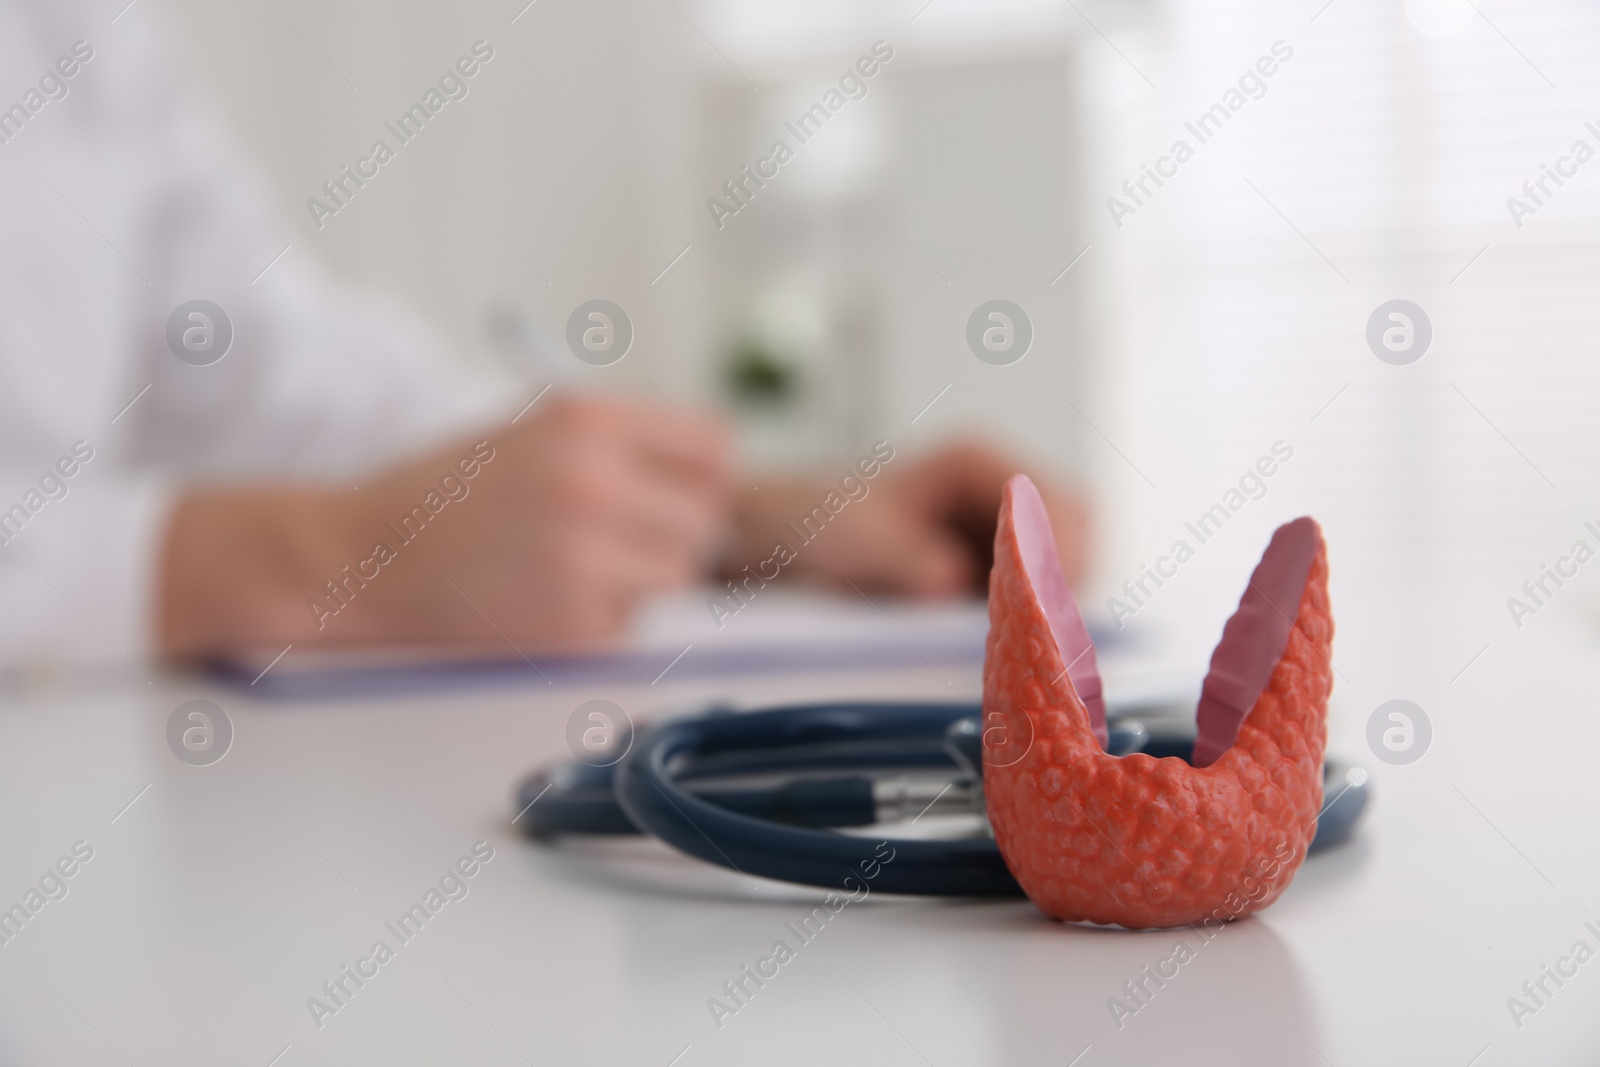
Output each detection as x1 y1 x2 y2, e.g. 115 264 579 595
516 700 1369 897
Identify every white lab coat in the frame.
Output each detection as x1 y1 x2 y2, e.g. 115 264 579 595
0 2 504 671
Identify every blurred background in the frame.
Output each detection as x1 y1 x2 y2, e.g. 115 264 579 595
157 0 1600 645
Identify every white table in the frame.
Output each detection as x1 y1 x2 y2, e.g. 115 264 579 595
1 585 1596 1066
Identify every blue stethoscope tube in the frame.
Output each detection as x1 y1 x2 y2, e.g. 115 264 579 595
517 701 1368 897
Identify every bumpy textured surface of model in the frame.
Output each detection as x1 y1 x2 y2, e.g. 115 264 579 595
983 476 1333 929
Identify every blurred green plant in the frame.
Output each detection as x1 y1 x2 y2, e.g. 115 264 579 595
724 339 799 408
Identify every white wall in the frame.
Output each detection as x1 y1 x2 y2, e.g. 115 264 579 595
157 0 684 386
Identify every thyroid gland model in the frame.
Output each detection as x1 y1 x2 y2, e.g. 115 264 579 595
983 475 1333 929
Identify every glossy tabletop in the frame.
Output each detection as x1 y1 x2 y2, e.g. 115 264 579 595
0 585 1596 1066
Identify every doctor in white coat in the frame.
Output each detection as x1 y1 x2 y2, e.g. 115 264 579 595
0 1 1088 671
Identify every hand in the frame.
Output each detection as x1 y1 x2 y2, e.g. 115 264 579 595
158 395 735 657
722 438 1090 598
